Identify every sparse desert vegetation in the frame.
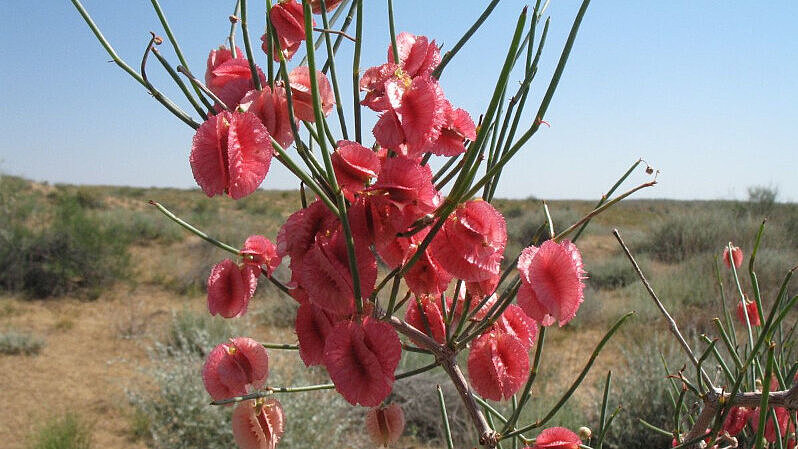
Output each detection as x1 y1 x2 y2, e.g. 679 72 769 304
0 175 795 448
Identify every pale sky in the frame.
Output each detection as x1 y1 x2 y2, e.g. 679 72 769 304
1 1 796 201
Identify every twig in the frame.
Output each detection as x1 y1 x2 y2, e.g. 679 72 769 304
313 27 356 42
613 229 714 391
176 65 230 111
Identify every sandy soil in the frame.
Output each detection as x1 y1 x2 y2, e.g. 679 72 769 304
0 287 179 449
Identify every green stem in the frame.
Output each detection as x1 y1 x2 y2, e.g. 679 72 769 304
552 181 657 243
176 65 230 111
597 406 621 447
712 318 744 371
700 334 733 383
262 343 299 350
71 0 199 129
302 0 362 312
386 0 399 63
352 0 363 143
240 0 262 91
148 0 214 110
448 7 527 205
151 48 208 119
715 256 738 349
503 312 635 440
321 0 357 74
432 0 501 79
572 159 641 242
297 0 349 67
437 385 455 449
271 138 339 215
319 1 349 139
210 361 439 406
467 0 594 199
595 370 612 449
228 1 242 52
265 0 274 86
754 343 776 449
149 201 239 255
487 17 549 200
502 327 546 434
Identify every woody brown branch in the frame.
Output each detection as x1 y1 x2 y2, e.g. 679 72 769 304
386 316 498 448
683 382 798 447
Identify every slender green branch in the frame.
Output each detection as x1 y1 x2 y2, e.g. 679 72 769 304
467 0 594 199
503 312 635 440
754 343 776 449
228 1 242 51
319 1 349 139
503 327 546 434
432 0 501 79
148 0 214 110
595 370 613 449
437 385 455 449
321 0 357 73
386 0 399 63
240 0 262 91
149 201 240 255
177 65 230 111
262 343 299 350
271 138 339 215
572 159 642 241
151 48 208 120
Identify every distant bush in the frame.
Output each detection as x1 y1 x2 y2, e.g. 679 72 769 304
148 241 217 296
604 337 677 449
0 193 130 299
98 209 184 246
0 329 45 355
747 185 778 214
638 212 737 263
130 313 369 449
390 364 471 447
26 413 92 449
588 254 639 290
128 313 239 449
163 310 239 357
254 292 299 328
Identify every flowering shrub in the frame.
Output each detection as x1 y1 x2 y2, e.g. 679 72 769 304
72 1 794 449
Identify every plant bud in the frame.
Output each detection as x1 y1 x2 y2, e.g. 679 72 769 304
577 426 592 440
365 403 405 447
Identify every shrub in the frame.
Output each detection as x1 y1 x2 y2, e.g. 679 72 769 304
163 310 240 357
130 313 370 449
253 284 299 328
603 337 678 449
746 185 778 215
0 329 45 355
0 193 130 299
128 314 241 449
390 366 472 447
639 212 736 263
128 347 236 449
98 209 184 246
587 254 639 290
26 413 92 449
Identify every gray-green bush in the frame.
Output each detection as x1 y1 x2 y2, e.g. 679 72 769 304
602 337 679 449
0 329 45 355
128 313 241 449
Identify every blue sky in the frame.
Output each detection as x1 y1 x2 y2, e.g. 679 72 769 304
1 1 796 200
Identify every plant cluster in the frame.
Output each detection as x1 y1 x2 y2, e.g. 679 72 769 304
70 1 797 449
